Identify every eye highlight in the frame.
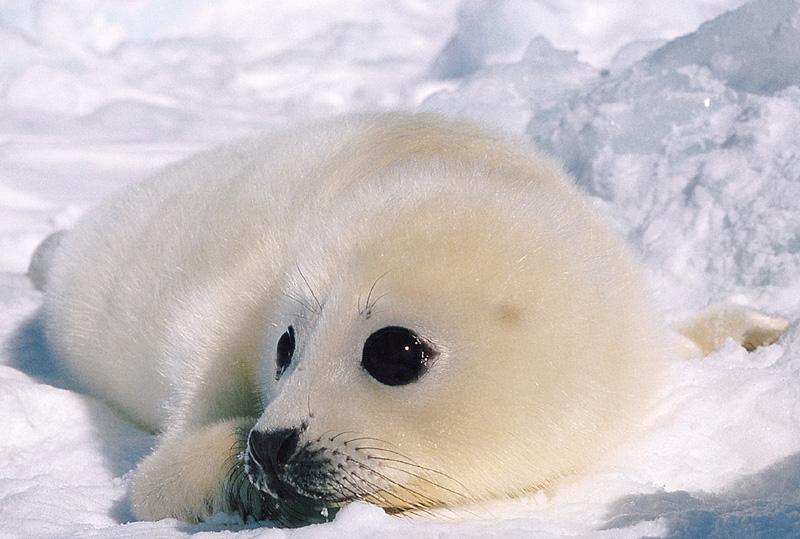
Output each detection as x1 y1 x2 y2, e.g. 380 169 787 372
275 326 295 379
361 326 436 386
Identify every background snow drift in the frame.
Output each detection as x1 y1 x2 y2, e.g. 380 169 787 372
2 0 800 537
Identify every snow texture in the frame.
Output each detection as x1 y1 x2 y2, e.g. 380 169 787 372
1 0 799 537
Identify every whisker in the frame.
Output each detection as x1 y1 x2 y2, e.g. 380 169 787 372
342 436 402 449
280 290 314 315
368 292 388 310
376 464 487 521
275 497 309 526
222 422 265 520
349 455 480 518
348 469 437 516
297 266 322 312
341 472 409 511
350 446 432 467
344 437 386 446
338 452 445 509
362 271 389 314
342 437 472 494
375 462 470 500
330 431 360 442
339 472 381 502
364 454 471 492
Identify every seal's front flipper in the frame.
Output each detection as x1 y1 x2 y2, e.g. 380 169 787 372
675 305 790 359
131 416 265 523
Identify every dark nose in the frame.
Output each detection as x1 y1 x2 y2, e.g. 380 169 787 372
248 428 301 469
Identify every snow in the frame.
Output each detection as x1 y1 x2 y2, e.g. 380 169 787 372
1 0 799 537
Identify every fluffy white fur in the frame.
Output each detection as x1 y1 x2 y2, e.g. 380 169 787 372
40 113 787 524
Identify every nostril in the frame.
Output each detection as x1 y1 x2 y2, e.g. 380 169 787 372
275 429 299 467
248 428 300 470
247 430 269 468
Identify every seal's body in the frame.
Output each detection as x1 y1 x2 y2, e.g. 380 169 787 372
43 114 690 524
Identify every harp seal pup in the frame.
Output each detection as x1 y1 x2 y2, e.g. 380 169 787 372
39 113 787 526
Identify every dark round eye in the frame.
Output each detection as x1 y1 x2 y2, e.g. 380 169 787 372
275 326 295 379
361 326 436 386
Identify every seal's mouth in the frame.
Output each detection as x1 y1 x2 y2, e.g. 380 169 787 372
243 428 461 525
243 433 339 526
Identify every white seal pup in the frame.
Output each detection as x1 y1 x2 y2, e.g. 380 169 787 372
39 113 788 526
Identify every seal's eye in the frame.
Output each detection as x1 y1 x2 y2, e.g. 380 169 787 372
361 326 436 386
275 326 295 379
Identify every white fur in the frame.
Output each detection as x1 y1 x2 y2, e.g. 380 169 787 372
44 114 694 522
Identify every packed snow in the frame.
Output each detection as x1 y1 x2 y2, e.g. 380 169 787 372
2 0 799 537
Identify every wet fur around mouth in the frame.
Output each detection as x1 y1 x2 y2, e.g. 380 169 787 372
238 430 339 526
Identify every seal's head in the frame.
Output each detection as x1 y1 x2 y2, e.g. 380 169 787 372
243 141 665 526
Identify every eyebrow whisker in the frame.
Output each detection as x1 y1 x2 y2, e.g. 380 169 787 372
297 265 323 313
360 271 389 316
280 290 315 315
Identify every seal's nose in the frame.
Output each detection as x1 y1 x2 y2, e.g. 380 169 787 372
248 428 300 469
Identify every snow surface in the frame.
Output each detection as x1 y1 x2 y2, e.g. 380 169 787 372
2 0 800 537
